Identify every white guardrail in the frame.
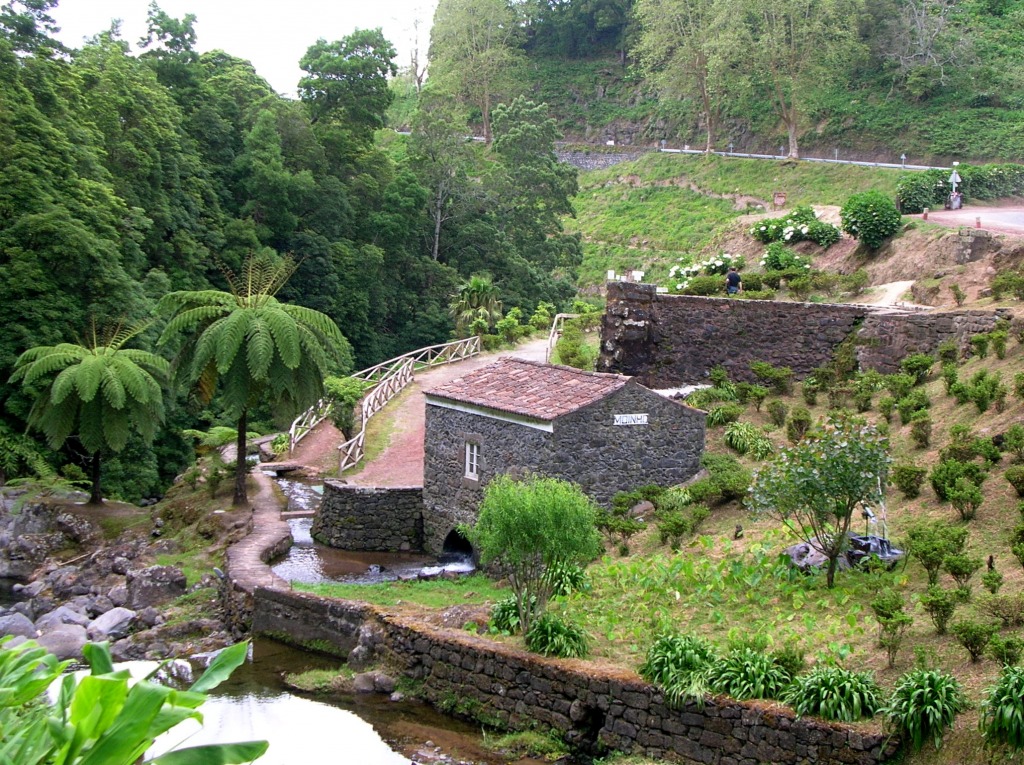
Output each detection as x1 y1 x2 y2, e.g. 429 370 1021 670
288 335 482 472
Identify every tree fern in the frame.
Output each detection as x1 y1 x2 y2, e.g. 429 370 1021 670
158 254 351 505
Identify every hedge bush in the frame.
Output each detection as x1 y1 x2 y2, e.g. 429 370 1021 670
896 163 1024 214
841 191 902 250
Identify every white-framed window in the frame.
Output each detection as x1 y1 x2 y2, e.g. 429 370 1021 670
465 441 479 480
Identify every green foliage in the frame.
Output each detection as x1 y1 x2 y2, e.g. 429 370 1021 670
323 376 370 438
766 400 789 427
909 412 932 449
900 353 935 384
840 191 902 250
884 669 967 752
450 273 503 336
906 521 968 586
469 474 601 634
1005 466 1024 497
524 613 590 658
981 666 1024 751
990 330 1008 359
891 464 927 499
748 413 890 588
554 318 597 370
943 554 982 592
920 587 960 635
930 459 986 502
897 165 1024 215
991 272 1024 301
708 647 792 701
0 639 266 765
884 373 916 400
1004 425 1024 463
878 395 896 423
544 560 590 596
971 333 990 359
977 593 1024 628
724 421 774 459
759 243 810 272
949 478 984 521
900 390 931 425
785 407 812 444
782 665 882 722
871 590 912 667
750 362 794 395
986 635 1023 667
655 503 711 551
639 633 718 707
705 403 744 427
937 340 959 364
950 619 998 663
981 569 1004 595
749 206 840 247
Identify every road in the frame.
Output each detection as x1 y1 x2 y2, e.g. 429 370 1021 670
918 206 1024 235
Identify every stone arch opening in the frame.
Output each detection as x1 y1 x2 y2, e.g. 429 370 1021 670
441 528 474 560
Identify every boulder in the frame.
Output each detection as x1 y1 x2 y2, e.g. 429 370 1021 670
138 607 163 627
87 607 137 641
108 584 128 607
126 566 187 609
88 595 115 617
0 612 37 639
15 580 47 598
37 623 87 660
35 605 90 632
352 671 397 694
629 500 654 519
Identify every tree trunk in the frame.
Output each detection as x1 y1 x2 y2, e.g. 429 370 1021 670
482 92 492 145
233 409 249 507
89 452 103 505
431 186 444 261
787 123 800 159
826 555 838 588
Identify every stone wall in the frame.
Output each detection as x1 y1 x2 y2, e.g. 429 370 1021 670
556 150 647 171
311 481 424 553
253 588 899 765
599 282 1010 385
423 386 705 555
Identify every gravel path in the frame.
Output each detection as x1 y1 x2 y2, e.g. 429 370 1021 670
292 337 550 487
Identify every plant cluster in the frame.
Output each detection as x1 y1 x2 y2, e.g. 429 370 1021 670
759 242 811 271
840 191 902 250
524 613 590 658
897 163 1024 214
749 206 840 247
670 252 745 281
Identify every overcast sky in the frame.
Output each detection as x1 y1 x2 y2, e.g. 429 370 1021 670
51 0 438 96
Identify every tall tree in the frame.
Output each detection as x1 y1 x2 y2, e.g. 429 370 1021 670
11 324 169 504
158 255 352 506
728 0 864 157
449 273 503 334
429 0 526 143
634 0 734 152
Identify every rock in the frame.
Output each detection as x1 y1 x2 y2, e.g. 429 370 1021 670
0 612 37 638
629 500 654 519
87 607 137 641
35 605 90 632
88 595 115 617
37 623 87 660
111 557 131 575
139 607 163 627
108 584 128 607
389 692 405 702
352 671 397 694
126 566 187 609
18 580 47 598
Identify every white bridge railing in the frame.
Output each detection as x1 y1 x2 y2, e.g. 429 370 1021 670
288 336 482 472
545 313 580 362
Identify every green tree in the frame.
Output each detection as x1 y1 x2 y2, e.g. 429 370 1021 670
634 0 734 152
159 254 352 506
748 412 890 587
11 323 169 504
468 473 602 634
429 0 526 144
449 273 503 335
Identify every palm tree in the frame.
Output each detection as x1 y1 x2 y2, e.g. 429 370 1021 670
11 323 169 504
158 255 350 506
449 273 502 336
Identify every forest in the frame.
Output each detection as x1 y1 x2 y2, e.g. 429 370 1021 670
0 1 580 502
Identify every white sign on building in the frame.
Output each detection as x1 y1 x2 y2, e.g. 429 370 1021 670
614 413 649 426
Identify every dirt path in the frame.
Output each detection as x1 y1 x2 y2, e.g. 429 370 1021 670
291 337 550 486
863 279 917 307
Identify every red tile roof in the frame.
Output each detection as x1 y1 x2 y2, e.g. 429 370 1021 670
425 358 630 421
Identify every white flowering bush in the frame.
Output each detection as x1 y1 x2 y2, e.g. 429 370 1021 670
760 242 811 272
669 253 745 290
841 191 902 251
749 206 840 247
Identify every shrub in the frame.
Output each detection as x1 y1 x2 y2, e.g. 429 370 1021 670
529 301 556 331
678 275 727 296
943 554 982 592
1006 466 1024 497
930 459 986 502
971 333 990 358
544 561 590 596
991 330 1008 359
801 384 818 406
1015 371 1024 399
672 252 745 279
950 284 967 306
991 271 1024 300
737 383 769 411
840 269 870 296
750 205 839 247
940 363 958 396
524 613 590 658
871 590 912 667
1004 425 1024 463
639 633 718 706
706 403 744 427
950 619 998 663
909 411 932 448
841 191 902 250
948 478 984 521
981 666 1024 752
782 666 882 722
878 395 895 422
897 389 931 423
708 648 792 701
724 421 774 459
767 400 788 427
919 586 960 635
977 593 1024 627
750 361 794 394
770 645 806 679
981 568 1004 594
656 504 710 551
906 521 968 585
885 373 916 400
760 242 810 271
937 340 959 364
892 464 927 498
987 635 1024 667
884 669 967 752
491 595 525 634
901 353 935 384
323 375 371 438
554 320 596 370
786 407 813 444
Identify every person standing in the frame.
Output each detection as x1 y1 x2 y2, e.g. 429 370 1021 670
725 266 742 295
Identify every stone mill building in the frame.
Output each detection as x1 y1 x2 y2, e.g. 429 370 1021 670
422 358 706 555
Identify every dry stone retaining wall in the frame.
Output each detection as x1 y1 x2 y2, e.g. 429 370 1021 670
599 282 1009 384
311 481 424 552
252 588 899 765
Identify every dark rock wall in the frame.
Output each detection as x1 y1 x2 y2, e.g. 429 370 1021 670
312 482 424 552
253 588 899 765
556 150 647 170
599 283 1009 384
